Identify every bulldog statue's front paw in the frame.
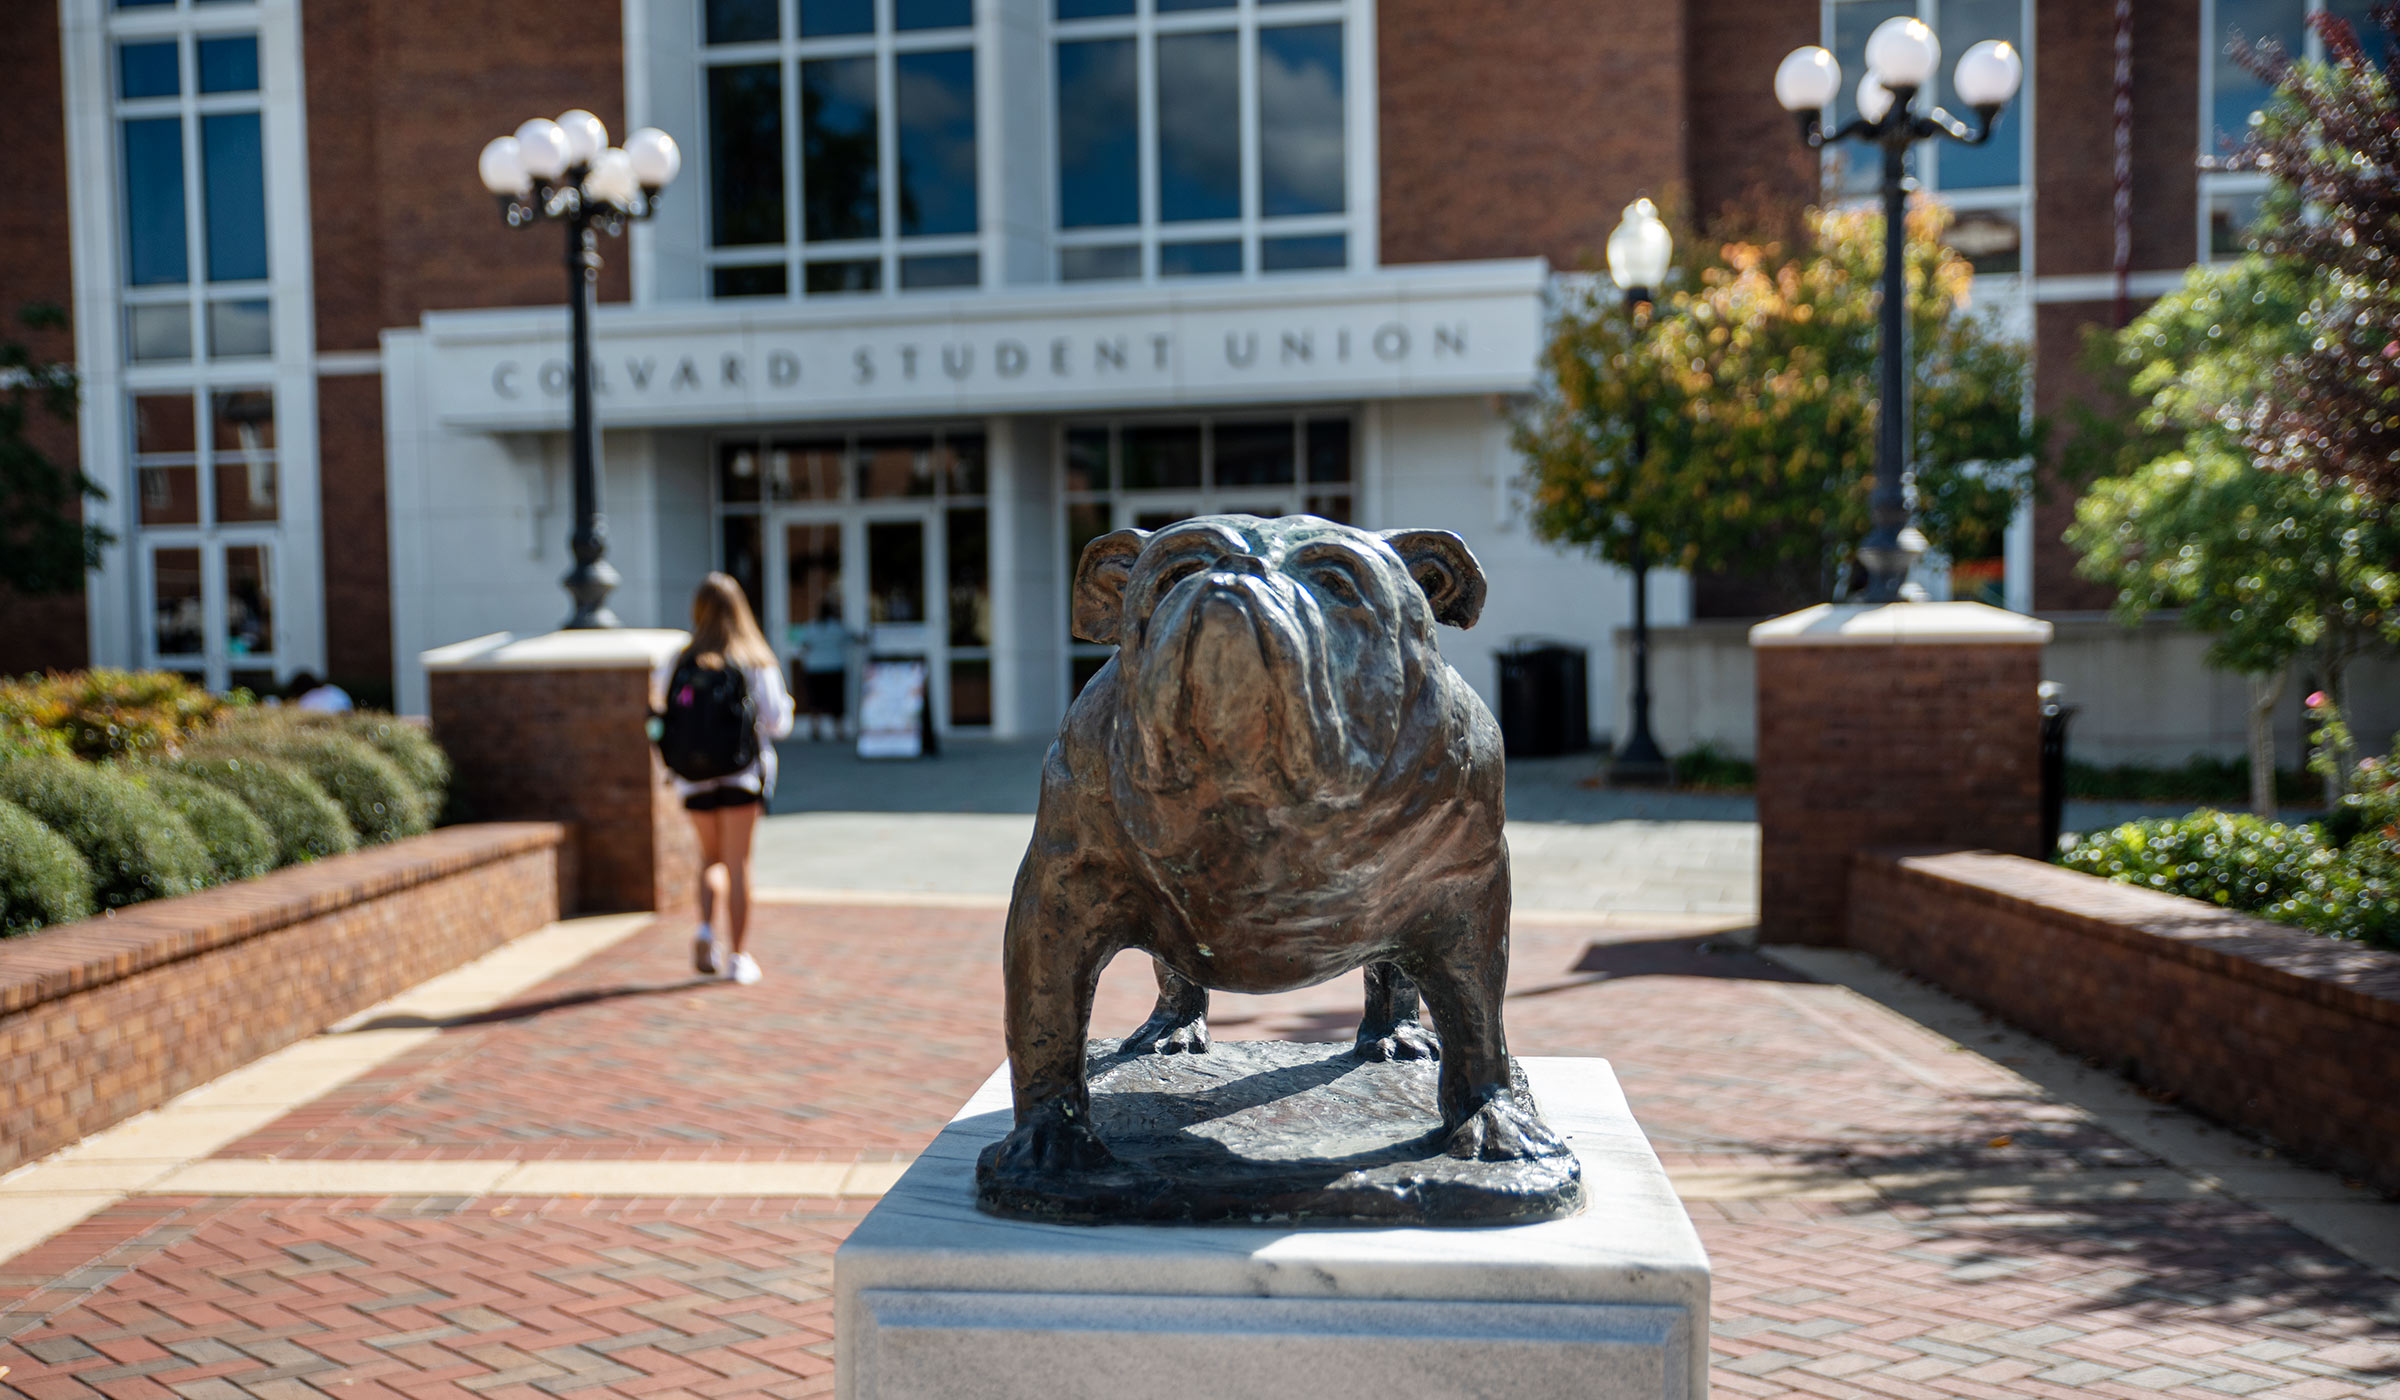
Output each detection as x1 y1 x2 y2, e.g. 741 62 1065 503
1443 1091 1569 1163
991 1109 1117 1176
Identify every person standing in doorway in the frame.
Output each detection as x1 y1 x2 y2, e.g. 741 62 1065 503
656 574 795 985
791 599 854 742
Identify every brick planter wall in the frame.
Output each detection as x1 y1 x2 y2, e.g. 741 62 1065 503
0 823 569 1177
1850 848 2400 1194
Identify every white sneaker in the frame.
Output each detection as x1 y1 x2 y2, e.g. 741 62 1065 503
693 925 718 976
728 952 762 985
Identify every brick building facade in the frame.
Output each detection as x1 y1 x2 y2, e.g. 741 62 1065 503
0 0 2332 738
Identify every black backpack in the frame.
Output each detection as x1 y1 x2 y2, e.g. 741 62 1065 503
657 657 759 782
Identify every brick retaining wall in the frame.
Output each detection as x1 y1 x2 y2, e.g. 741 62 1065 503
0 823 570 1177
1850 849 2400 1194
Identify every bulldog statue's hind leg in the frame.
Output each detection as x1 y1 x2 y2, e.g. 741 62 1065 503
1126 959 1441 1061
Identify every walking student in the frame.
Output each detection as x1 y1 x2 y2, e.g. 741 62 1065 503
654 573 795 985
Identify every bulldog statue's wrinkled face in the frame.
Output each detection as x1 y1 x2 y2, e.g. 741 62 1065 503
1070 515 1486 802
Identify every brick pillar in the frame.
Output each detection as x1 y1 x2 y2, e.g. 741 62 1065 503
1752 602 2051 945
424 630 698 915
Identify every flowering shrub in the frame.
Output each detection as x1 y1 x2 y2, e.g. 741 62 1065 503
0 669 244 760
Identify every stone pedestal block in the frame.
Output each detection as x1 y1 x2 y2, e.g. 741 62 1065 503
835 1058 1709 1400
1751 602 2051 946
424 629 697 915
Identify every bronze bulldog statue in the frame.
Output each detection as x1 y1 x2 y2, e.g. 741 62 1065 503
985 513 1569 1190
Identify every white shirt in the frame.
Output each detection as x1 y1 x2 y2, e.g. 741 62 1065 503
295 684 353 713
654 657 797 798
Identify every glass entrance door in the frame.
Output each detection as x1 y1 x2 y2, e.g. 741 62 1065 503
778 512 848 733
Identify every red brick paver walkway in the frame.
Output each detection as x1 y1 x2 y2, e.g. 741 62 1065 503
4 904 2395 1398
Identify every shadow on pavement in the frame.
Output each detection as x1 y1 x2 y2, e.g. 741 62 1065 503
343 979 718 1031
1567 933 1810 984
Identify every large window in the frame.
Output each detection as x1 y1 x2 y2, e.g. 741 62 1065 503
112 17 271 364
1060 413 1353 690
1054 0 1351 283
701 0 981 298
2200 0 2379 257
1823 0 2029 277
131 388 282 693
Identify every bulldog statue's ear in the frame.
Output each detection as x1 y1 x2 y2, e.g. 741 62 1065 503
1383 529 1487 629
1071 528 1150 644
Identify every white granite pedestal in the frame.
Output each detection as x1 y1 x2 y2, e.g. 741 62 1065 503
835 1058 1709 1400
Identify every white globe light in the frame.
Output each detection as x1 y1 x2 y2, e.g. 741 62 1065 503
1774 46 1842 113
584 148 640 208
477 136 527 195
625 127 682 188
1857 72 1895 124
556 109 608 167
1953 38 2024 108
515 118 570 180
1865 15 1940 89
1606 198 1674 293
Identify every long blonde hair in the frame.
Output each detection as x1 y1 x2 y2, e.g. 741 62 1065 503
685 572 776 671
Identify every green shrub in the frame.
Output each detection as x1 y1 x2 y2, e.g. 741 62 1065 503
0 796 95 935
0 669 242 761
1672 742 1757 792
0 755 212 909
138 770 277 884
2059 809 2400 950
2065 756 2316 805
211 729 425 845
160 752 357 866
223 709 450 819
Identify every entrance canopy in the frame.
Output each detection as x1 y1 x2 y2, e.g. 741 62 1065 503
412 260 1548 432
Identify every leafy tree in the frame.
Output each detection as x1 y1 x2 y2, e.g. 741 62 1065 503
2232 8 2400 504
0 304 107 595
1517 201 2040 601
2067 257 2400 814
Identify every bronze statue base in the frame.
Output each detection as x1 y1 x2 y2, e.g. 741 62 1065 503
975 1040 1586 1227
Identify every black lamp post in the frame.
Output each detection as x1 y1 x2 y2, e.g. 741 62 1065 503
1774 20 2022 604
1604 198 1673 787
478 112 682 629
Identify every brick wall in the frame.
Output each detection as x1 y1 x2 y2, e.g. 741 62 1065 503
0 823 568 1177
1850 849 2400 1195
316 374 394 695
0 1 90 677
428 666 697 916
1377 0 1687 270
1756 637 2043 944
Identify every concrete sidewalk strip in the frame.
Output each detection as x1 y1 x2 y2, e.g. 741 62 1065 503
137 1156 916 1199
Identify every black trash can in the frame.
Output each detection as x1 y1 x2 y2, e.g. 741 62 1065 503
2039 683 2076 855
1496 642 1591 758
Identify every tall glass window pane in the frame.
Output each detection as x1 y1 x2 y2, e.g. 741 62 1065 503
135 393 199 527
201 112 268 282
1159 239 1238 276
804 56 881 241
1064 427 1111 491
127 303 192 363
1258 24 1345 216
1123 425 1201 490
2214 0 2305 153
153 546 204 658
1057 39 1137 228
947 507 991 647
1061 244 1139 281
900 253 979 289
705 0 778 43
224 544 273 658
1830 0 1911 193
1156 31 1238 222
1305 417 1351 482
207 299 271 357
712 263 789 298
896 49 978 236
122 117 188 286
802 0 875 35
197 35 258 94
1262 233 1344 271
866 520 927 623
1934 0 2019 188
1159 0 1233 10
1058 0 1134 16
213 390 278 523
708 63 786 246
119 42 179 99
806 258 880 293
1213 423 1296 486
897 0 973 29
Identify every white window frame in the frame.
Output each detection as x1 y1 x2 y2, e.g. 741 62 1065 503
696 0 985 298
2197 0 2356 260
1049 0 1367 283
64 0 324 691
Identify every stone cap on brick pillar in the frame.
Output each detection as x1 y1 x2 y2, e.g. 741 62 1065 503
423 629 691 672
1748 602 2053 648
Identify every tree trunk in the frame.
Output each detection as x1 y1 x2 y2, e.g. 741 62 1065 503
2247 665 2286 820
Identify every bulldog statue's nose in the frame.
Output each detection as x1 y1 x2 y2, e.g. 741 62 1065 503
1209 553 1269 582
